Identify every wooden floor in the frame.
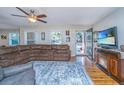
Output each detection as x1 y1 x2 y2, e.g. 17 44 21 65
74 56 119 85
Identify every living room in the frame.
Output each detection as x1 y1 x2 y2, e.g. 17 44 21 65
1 7 124 86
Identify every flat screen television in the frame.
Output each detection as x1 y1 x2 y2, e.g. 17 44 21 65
97 27 118 49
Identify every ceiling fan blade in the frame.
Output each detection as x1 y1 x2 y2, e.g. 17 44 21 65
11 14 27 17
16 7 29 16
37 19 47 23
37 14 47 18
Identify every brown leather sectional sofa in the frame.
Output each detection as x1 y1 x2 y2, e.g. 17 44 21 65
0 44 71 67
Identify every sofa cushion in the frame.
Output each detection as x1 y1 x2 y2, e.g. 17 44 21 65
56 45 69 50
0 66 3 81
31 45 52 50
54 50 68 54
52 45 69 50
17 45 30 52
40 50 52 53
51 45 57 49
40 45 51 50
0 52 19 60
0 60 15 67
0 46 18 55
55 50 70 54
30 45 42 49
31 49 41 53
54 54 70 57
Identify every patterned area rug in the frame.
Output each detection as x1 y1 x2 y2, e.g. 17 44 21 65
33 61 93 85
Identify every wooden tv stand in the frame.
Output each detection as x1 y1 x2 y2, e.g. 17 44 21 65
95 47 124 84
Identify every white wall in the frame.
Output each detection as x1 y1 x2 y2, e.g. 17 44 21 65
93 8 124 49
21 25 89 56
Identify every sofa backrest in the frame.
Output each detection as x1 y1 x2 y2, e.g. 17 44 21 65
30 44 52 50
40 45 52 50
17 45 31 52
0 45 70 54
0 46 18 55
51 45 69 50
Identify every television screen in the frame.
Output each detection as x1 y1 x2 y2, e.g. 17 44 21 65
97 27 117 46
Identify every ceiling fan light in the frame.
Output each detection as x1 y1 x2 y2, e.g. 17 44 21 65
28 17 36 23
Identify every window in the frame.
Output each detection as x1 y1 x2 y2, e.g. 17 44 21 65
51 32 62 44
26 32 35 45
9 32 19 46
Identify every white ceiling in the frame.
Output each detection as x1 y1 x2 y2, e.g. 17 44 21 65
0 7 119 28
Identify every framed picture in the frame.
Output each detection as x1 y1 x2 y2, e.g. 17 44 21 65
66 37 70 42
1 34 7 39
41 32 45 40
66 30 70 36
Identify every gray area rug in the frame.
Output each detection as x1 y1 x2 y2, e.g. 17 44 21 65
33 61 93 85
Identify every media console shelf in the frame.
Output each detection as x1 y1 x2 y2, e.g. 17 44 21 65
95 47 124 84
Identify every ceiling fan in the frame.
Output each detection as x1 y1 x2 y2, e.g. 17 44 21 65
11 7 47 23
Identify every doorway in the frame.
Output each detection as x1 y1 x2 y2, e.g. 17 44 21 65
76 31 85 56
85 28 93 60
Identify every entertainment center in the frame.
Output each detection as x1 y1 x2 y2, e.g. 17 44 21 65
95 27 124 84
95 47 124 84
